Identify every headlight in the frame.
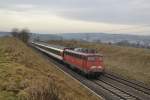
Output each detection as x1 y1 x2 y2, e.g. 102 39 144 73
91 66 96 69
97 66 102 68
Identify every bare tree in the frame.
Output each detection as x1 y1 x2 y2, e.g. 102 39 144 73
11 28 30 43
11 28 19 37
19 29 30 43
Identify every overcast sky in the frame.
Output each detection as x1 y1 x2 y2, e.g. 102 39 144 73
0 0 150 35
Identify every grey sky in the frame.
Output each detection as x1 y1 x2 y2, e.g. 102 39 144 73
0 0 150 35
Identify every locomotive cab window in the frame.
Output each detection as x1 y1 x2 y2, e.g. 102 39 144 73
98 56 103 61
87 56 103 61
87 57 95 61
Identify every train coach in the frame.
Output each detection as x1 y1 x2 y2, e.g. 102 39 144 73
32 42 104 77
32 42 64 60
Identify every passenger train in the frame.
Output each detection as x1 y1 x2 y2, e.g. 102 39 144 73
32 42 104 77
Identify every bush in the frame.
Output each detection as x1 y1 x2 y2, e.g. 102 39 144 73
18 78 61 100
11 28 30 43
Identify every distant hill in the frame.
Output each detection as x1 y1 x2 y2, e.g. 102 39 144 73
0 32 63 41
1 31 150 46
0 32 11 37
31 33 63 41
59 33 150 47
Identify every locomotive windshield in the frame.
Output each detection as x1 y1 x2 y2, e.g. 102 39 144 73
74 48 97 53
88 57 95 61
87 56 103 61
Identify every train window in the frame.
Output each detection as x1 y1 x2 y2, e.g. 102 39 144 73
80 55 82 59
80 55 81 59
76 54 79 58
81 56 84 59
77 54 79 58
87 57 95 61
83 56 86 59
79 55 81 59
76 54 78 58
78 55 80 58
75 54 77 58
98 56 103 61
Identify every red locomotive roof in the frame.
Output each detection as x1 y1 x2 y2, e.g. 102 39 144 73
33 42 64 52
65 49 103 57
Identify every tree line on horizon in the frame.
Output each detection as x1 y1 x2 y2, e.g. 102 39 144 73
11 28 30 43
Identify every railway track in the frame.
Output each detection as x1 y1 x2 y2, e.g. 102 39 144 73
31 44 150 100
97 75 150 100
103 73 150 95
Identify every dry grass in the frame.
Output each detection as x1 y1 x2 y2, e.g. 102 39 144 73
0 37 100 100
48 40 150 85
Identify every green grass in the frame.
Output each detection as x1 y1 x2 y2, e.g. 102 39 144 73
0 37 100 100
0 91 17 100
48 40 150 85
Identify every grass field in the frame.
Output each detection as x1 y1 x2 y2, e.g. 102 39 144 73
0 37 100 100
48 40 150 85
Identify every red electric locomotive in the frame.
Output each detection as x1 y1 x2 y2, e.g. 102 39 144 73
63 48 104 76
32 42 104 77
